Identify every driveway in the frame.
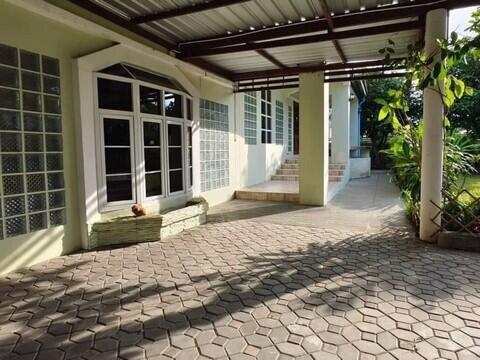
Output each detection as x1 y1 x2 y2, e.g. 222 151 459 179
1 174 480 359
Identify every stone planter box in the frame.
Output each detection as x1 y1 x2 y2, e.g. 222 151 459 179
438 231 480 252
88 198 208 249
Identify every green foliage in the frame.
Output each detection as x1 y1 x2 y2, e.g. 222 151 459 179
361 78 422 169
375 8 480 230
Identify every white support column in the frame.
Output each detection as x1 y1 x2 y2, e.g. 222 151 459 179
331 82 351 164
419 8 448 241
299 72 329 206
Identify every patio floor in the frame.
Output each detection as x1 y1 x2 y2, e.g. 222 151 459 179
2 174 480 360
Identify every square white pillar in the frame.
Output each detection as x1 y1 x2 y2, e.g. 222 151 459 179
331 82 351 164
299 72 329 206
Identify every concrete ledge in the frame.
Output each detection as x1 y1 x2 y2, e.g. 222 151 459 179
89 198 208 249
438 231 480 252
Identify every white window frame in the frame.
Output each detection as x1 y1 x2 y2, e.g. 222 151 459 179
185 124 193 189
98 113 136 209
261 90 272 144
141 117 165 201
94 72 193 212
166 120 184 196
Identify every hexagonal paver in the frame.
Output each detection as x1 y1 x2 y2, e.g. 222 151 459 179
2 176 480 360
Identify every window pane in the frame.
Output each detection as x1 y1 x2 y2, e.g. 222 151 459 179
44 115 61 133
168 124 182 146
165 92 183 118
97 78 132 111
42 56 59 76
20 50 40 72
24 113 43 132
186 98 193 120
3 175 24 195
105 148 131 174
0 88 20 109
146 173 162 197
23 92 41 112
143 122 160 146
25 134 43 152
169 170 183 193
103 118 130 146
46 134 62 152
43 75 60 95
169 147 182 169
0 44 18 67
44 95 61 114
106 175 132 202
26 154 45 172
187 127 192 147
0 110 21 130
0 66 18 88
1 133 22 152
145 148 161 172
22 71 41 92
140 86 162 115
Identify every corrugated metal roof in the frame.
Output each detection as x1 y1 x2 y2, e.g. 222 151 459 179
93 0 416 42
83 0 423 77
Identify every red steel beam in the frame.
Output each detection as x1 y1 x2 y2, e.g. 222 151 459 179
318 0 348 63
235 72 408 92
232 59 404 81
177 0 465 53
179 20 420 58
255 49 288 69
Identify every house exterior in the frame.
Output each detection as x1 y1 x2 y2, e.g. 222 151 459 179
0 0 460 274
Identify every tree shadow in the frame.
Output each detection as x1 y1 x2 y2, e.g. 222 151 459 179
1 224 480 358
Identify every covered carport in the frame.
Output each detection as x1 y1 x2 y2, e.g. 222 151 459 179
66 0 476 240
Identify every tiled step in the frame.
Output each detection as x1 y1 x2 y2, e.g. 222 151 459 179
235 190 299 203
284 159 299 164
281 163 299 170
329 163 346 170
271 174 298 181
276 169 298 175
329 170 344 176
329 175 343 182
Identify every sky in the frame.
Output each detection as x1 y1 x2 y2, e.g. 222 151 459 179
449 6 477 37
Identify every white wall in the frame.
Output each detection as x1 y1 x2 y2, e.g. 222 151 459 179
241 89 294 187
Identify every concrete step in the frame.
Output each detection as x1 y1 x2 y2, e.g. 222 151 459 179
329 175 343 182
281 163 299 170
329 163 346 170
235 190 299 203
276 169 298 175
271 174 298 181
277 169 343 176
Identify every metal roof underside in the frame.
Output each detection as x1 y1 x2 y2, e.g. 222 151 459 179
67 0 477 87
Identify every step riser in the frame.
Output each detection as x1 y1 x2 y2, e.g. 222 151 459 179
271 175 298 181
236 190 299 203
276 170 344 176
272 175 344 182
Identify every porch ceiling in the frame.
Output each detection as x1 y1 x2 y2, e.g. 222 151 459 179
67 0 476 86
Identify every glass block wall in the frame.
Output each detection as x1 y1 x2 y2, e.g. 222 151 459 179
275 100 284 145
244 91 256 145
200 99 229 192
287 105 293 153
0 43 65 239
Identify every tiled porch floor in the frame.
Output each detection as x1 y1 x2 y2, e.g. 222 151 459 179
1 174 480 359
